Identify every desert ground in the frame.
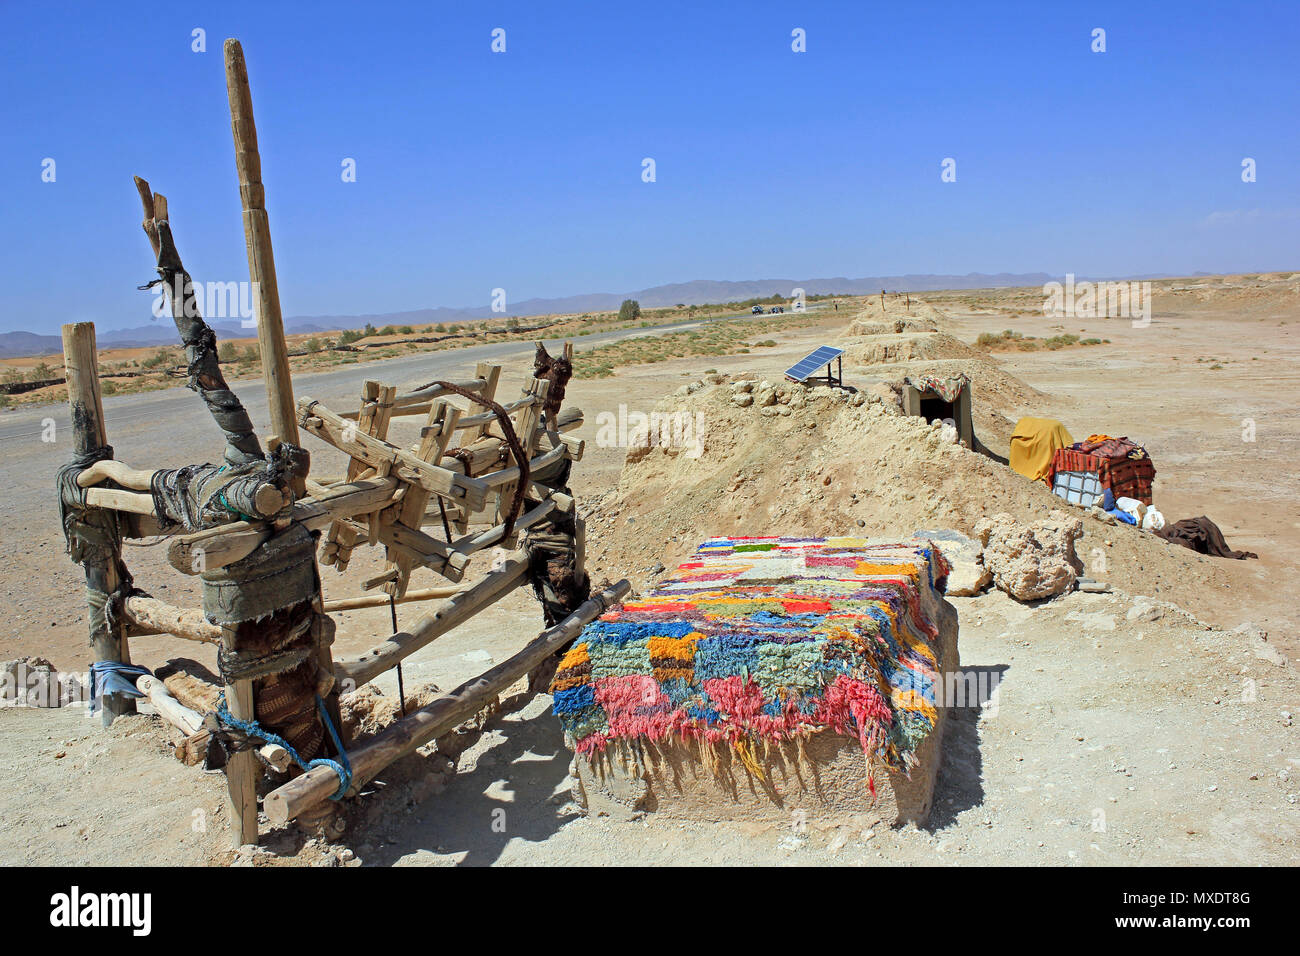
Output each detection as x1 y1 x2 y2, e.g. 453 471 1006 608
1 274 1297 866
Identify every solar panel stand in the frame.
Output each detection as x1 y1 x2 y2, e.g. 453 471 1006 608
784 345 845 388
794 356 843 388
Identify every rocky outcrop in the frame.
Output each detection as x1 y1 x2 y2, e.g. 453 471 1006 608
974 511 1084 601
913 529 991 597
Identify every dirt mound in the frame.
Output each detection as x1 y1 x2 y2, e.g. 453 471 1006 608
839 331 984 366
848 296 951 327
584 377 1231 621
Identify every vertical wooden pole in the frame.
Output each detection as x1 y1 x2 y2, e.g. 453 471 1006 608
224 39 342 829
224 38 301 494
223 664 260 847
62 323 135 728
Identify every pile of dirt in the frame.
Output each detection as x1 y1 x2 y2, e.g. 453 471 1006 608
583 373 1235 621
838 331 984 366
831 298 1046 452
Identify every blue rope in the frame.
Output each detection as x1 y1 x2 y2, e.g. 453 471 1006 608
216 692 352 800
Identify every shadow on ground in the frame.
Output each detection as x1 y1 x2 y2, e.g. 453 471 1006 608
924 662 1006 831
356 710 574 867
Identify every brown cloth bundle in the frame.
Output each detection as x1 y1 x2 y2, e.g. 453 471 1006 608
1156 516 1258 560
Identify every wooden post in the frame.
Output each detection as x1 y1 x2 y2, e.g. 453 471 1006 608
223 663 260 847
224 38 301 490
62 322 135 727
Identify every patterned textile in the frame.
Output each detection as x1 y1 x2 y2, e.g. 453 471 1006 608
550 537 951 782
1071 436 1148 461
1048 448 1156 505
905 372 969 403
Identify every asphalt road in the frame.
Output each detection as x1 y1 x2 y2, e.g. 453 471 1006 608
0 310 765 449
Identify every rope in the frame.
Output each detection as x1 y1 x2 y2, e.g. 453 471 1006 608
216 692 353 800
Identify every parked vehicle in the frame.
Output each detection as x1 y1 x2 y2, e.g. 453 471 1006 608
751 305 764 314
771 306 784 314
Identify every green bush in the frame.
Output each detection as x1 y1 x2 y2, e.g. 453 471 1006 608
618 299 642 322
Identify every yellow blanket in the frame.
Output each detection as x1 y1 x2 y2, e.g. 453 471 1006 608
1009 417 1073 483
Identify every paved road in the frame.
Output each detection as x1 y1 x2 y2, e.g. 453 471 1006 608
0 310 769 449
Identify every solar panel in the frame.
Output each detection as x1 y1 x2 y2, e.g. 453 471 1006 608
784 345 843 382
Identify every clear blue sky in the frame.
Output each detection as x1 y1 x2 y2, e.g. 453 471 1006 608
2 0 1297 333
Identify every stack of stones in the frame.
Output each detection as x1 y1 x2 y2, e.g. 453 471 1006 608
728 379 869 417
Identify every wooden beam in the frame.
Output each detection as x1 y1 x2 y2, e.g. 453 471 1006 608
166 477 400 574
298 398 488 511
76 459 156 490
333 551 532 687
224 38 301 493
122 596 223 645
62 322 135 727
461 362 501 442
321 585 463 613
266 580 631 825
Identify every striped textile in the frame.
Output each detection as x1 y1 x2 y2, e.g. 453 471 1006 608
550 537 950 778
1048 448 1156 505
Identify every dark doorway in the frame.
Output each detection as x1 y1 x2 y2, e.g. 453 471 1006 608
919 395 955 426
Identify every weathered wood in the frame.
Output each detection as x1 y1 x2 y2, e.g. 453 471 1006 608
462 362 501 442
384 398 461 597
223 666 259 846
266 580 631 825
375 522 471 581
122 596 222 644
62 322 135 727
84 487 157 517
298 398 488 511
76 459 156 490
224 38 301 492
134 180 264 468
136 674 204 735
453 497 558 556
322 585 463 613
166 477 400 574
334 551 532 687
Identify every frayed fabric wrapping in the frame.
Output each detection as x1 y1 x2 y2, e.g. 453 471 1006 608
551 537 950 779
200 523 319 625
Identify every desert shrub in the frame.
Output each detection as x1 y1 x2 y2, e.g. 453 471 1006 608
338 328 363 345
618 299 641 322
141 350 171 370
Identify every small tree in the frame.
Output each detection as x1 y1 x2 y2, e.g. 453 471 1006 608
618 299 641 322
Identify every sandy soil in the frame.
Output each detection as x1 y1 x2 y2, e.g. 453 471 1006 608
1 275 1296 866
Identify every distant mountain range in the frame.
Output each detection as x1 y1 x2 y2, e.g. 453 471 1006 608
0 271 1162 358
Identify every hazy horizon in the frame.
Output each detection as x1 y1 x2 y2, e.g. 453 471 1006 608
3 1 1298 335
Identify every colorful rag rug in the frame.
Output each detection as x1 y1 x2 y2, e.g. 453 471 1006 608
550 537 951 786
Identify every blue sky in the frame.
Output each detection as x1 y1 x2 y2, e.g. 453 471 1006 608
2 0 1297 333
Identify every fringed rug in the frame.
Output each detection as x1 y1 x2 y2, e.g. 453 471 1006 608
550 536 951 792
